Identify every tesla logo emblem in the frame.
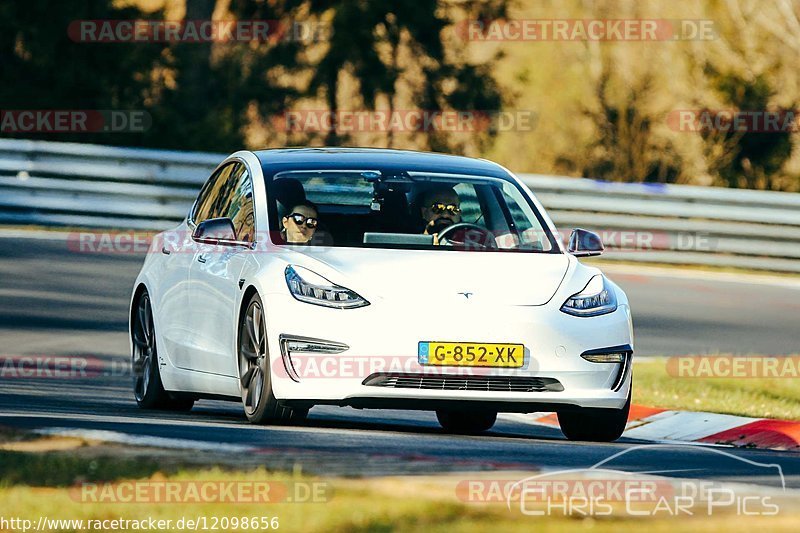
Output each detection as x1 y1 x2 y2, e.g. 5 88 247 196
458 292 473 299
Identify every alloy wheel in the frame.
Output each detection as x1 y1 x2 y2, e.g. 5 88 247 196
132 294 155 402
240 300 267 414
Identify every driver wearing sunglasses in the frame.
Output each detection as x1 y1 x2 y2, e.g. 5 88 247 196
419 186 461 244
281 200 319 244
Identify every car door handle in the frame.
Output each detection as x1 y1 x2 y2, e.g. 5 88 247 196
161 246 171 255
197 254 207 264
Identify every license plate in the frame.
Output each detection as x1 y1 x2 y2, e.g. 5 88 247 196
418 342 524 368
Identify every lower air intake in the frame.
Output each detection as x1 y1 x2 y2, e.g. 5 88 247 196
362 373 564 392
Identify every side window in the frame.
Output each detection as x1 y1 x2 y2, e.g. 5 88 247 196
453 183 482 224
498 182 552 251
192 163 238 224
228 165 256 243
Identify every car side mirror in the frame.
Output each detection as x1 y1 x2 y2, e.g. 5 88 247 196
193 217 238 245
567 228 604 257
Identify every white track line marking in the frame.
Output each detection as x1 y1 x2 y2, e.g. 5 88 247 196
0 228 75 241
34 427 257 453
622 410 759 442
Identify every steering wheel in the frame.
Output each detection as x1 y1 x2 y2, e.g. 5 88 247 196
436 222 497 249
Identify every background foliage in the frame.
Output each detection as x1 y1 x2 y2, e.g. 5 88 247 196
2 0 799 191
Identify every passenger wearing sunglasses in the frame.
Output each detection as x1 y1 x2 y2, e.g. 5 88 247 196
419 186 462 244
281 200 319 244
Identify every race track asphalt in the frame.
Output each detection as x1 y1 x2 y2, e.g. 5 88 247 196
1 233 798 490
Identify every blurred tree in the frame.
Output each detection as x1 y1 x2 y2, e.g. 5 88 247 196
143 0 222 149
701 69 797 189
547 0 685 184
147 0 306 151
561 70 683 184
0 0 308 151
699 71 793 191
302 0 509 152
0 0 165 146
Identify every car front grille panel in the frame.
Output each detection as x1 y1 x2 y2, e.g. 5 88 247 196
362 373 564 393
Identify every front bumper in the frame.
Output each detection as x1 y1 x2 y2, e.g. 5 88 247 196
263 293 633 411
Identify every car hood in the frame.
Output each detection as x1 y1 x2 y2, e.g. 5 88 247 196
286 248 570 306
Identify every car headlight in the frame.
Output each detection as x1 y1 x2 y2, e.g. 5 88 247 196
560 275 617 317
285 265 369 309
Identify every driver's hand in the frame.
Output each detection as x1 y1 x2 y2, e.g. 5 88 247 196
424 221 441 245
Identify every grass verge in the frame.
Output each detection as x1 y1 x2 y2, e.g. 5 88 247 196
0 449 798 532
634 358 800 421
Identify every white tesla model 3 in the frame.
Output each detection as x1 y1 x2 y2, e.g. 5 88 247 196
130 148 634 441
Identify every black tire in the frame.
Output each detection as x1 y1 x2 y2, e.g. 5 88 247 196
238 292 307 425
132 291 194 412
557 389 631 442
436 410 497 434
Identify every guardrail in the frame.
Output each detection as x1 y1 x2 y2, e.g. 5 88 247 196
1 138 799 272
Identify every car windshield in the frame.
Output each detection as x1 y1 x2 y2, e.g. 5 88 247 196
267 169 558 253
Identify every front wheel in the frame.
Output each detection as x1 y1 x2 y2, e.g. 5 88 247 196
238 293 307 425
131 291 194 411
436 410 497 434
557 389 631 442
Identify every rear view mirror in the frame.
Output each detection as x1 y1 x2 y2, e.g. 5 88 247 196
192 217 237 245
567 228 604 257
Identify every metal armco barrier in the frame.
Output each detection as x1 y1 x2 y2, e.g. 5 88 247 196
1 138 799 272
